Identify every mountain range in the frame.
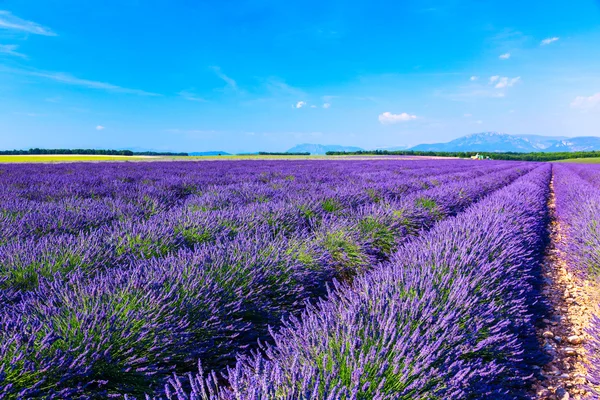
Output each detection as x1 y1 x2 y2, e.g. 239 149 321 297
409 132 600 153
285 133 600 155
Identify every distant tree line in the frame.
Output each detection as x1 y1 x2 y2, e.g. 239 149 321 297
133 151 189 156
0 148 188 156
258 152 311 156
325 149 600 161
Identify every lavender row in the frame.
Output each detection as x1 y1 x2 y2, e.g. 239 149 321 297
158 164 551 400
552 164 600 277
552 164 600 390
0 161 534 398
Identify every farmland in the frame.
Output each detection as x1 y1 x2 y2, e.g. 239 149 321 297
556 157 600 164
0 154 458 163
0 155 154 163
0 159 599 399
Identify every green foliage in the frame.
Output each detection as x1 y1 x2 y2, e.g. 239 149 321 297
0 148 188 156
321 198 344 213
176 226 215 247
115 234 176 259
322 230 368 280
358 216 396 256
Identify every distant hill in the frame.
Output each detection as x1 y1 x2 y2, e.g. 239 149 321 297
544 137 600 152
189 151 231 156
410 132 600 153
287 143 364 155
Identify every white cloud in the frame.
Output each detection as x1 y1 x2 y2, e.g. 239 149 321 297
310 105 317 108
475 120 483 124
4 67 160 96
499 53 511 60
0 44 26 58
470 76 478 81
378 112 417 124
178 89 206 102
494 76 521 89
323 103 331 109
571 93 600 110
464 113 472 117
0 10 56 36
489 75 500 83
295 101 306 108
209 66 238 92
96 125 105 131
541 37 559 46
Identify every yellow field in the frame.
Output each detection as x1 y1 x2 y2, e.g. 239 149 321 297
0 155 154 163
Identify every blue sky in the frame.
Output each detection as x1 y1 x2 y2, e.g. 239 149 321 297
1 1 599 153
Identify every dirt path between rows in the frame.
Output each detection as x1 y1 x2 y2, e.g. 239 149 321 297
533 173 600 399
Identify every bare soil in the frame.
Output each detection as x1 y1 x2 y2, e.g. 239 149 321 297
533 176 600 399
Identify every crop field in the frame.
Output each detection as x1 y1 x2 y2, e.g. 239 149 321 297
555 157 600 164
0 155 155 163
1 160 599 399
0 154 459 163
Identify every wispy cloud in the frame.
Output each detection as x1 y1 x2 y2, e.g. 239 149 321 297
0 44 27 58
489 28 530 50
295 101 306 109
13 111 45 117
378 112 417 124
541 37 559 46
493 76 521 89
323 103 331 109
438 88 506 101
264 77 305 97
96 125 105 131
178 89 207 102
210 66 239 92
488 75 520 88
3 67 160 96
499 52 511 60
165 129 219 135
470 76 478 81
0 11 56 36
464 113 472 117
571 93 600 110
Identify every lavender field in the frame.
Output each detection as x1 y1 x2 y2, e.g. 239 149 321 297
1 159 600 399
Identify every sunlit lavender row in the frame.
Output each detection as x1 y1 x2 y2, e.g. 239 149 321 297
553 163 600 391
156 164 551 399
0 160 544 398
